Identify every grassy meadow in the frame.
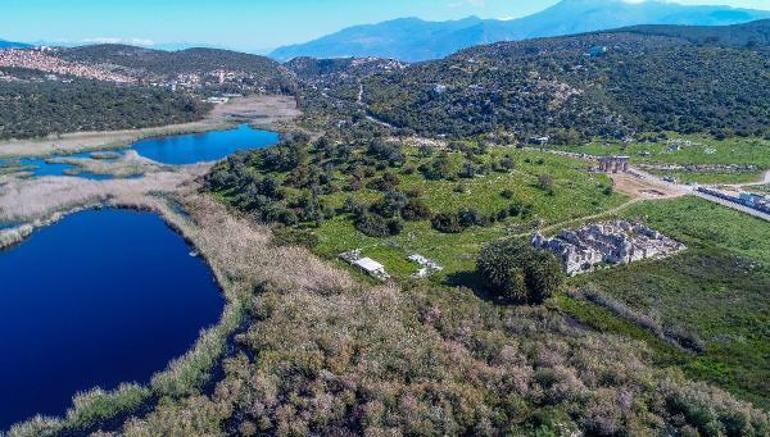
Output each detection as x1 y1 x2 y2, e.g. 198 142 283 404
554 133 770 184
311 147 627 280
562 196 770 408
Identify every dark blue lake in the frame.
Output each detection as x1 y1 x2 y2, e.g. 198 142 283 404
131 124 279 164
0 209 224 430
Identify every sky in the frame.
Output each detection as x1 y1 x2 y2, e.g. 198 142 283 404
2 0 769 52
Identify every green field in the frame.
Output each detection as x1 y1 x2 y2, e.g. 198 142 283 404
563 196 770 408
313 148 627 280
554 133 770 184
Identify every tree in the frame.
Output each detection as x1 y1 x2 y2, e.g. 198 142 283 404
477 239 564 304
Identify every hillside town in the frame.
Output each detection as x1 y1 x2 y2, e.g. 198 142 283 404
0 48 136 83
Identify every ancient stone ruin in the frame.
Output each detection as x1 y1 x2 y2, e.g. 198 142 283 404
532 220 686 276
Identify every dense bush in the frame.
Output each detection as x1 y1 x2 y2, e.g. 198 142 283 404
355 212 402 237
431 212 464 234
401 198 432 221
477 238 565 304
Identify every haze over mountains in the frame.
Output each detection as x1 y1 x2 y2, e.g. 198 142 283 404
0 39 30 49
270 0 770 62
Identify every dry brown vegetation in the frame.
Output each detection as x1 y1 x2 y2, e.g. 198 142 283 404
119 263 769 436
6 183 769 435
0 167 207 222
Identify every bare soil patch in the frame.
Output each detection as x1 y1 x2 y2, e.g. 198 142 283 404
610 172 688 200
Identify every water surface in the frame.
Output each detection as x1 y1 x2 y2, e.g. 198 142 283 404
0 124 279 178
131 124 279 164
0 209 224 430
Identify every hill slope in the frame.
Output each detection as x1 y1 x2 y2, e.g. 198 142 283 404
0 77 209 140
55 44 295 93
270 0 770 62
350 21 770 140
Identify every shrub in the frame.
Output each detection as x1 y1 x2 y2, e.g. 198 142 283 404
477 238 564 304
431 213 464 234
367 172 400 192
401 199 432 221
537 174 555 193
501 189 514 199
499 156 515 171
371 191 408 218
356 213 401 237
458 208 486 228
420 153 453 180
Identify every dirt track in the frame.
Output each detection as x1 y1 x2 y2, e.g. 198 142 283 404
610 172 690 200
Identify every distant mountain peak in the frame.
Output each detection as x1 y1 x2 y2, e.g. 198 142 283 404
270 0 770 62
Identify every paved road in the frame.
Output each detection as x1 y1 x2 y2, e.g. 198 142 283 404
694 192 770 222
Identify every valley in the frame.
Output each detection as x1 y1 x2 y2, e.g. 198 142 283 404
1 11 770 437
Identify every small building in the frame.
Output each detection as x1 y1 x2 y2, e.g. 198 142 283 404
339 250 390 281
530 136 550 146
587 46 608 57
353 258 389 280
408 254 443 278
599 156 630 173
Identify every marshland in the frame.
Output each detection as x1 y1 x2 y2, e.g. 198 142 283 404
0 97 292 432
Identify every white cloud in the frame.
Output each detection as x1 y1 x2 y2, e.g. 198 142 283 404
79 37 155 46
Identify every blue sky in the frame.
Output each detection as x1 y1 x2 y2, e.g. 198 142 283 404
2 0 768 52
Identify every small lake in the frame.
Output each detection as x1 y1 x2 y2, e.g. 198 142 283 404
0 209 224 430
0 124 279 178
131 124 279 165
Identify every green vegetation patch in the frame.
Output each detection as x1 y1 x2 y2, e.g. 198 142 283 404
555 133 770 184
207 134 626 281
565 196 770 408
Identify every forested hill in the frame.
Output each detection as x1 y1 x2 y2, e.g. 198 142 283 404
618 19 770 49
0 72 209 140
54 44 295 92
356 21 770 141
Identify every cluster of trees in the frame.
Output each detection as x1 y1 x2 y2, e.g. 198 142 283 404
0 77 209 139
477 238 564 304
206 132 539 241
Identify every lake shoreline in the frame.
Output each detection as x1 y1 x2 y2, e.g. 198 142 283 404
0 95 300 159
7 183 352 435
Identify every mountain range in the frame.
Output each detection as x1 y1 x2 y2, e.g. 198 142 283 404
270 0 770 62
0 39 31 49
